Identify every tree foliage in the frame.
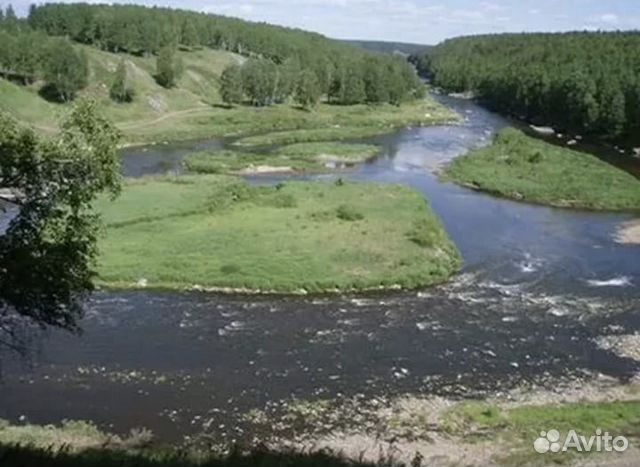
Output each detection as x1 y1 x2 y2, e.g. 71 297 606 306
25 3 424 106
294 69 321 109
43 38 89 102
413 32 640 139
219 64 244 106
0 101 121 344
109 59 134 102
155 46 182 88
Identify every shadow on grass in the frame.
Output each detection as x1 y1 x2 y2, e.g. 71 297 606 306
0 444 386 467
37 83 68 104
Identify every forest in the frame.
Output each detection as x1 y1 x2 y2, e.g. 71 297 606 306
0 3 423 107
412 32 640 140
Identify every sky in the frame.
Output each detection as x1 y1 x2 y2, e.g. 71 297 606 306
7 0 640 44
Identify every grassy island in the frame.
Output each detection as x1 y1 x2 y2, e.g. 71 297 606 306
95 176 460 293
445 128 640 210
184 143 381 175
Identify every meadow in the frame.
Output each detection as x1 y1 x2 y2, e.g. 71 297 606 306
95 175 461 293
445 128 640 210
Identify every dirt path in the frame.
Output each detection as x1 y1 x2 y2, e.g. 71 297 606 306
117 107 214 131
21 107 215 135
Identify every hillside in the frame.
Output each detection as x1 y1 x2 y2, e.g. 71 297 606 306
0 3 440 144
416 32 640 142
0 45 243 137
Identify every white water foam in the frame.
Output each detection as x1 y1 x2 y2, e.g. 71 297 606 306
516 253 544 274
586 276 632 288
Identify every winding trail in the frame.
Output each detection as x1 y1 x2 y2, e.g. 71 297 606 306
117 106 214 131
16 106 215 135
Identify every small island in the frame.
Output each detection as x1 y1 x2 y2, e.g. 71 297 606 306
184 142 382 175
96 176 461 293
445 128 640 211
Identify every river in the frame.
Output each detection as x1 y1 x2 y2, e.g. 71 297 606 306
1 96 639 443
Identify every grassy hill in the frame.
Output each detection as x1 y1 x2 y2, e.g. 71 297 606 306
0 42 456 145
0 45 243 139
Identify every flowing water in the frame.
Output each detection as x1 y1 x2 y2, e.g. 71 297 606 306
1 96 639 442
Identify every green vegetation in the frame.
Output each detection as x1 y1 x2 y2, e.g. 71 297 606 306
219 64 243 107
27 3 424 106
0 420 376 467
414 32 640 139
445 128 640 210
109 59 133 103
95 176 460 292
233 127 394 147
155 46 182 89
0 44 242 140
185 143 380 175
0 37 453 145
0 101 121 336
444 399 640 465
0 4 458 145
3 396 640 467
344 40 430 56
42 38 89 102
0 420 115 452
280 142 379 163
294 69 322 109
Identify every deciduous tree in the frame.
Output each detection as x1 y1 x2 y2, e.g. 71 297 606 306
0 101 121 349
219 64 244 106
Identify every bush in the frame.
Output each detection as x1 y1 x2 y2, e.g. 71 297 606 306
407 219 437 248
336 204 364 221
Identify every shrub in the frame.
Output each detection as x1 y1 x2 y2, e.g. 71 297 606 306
407 219 437 248
336 204 364 221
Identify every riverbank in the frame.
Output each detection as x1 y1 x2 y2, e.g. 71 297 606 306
124 98 458 146
184 143 381 175
244 379 640 467
445 128 640 211
95 175 461 293
3 380 640 467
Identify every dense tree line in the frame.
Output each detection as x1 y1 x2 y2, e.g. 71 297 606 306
221 55 424 108
413 32 640 139
27 3 424 106
0 7 89 101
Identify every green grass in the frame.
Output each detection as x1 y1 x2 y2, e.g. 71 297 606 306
0 420 110 452
184 143 381 175
232 127 390 148
0 420 378 467
278 142 380 161
95 176 460 292
443 399 640 465
0 45 241 140
4 398 640 467
445 127 640 211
